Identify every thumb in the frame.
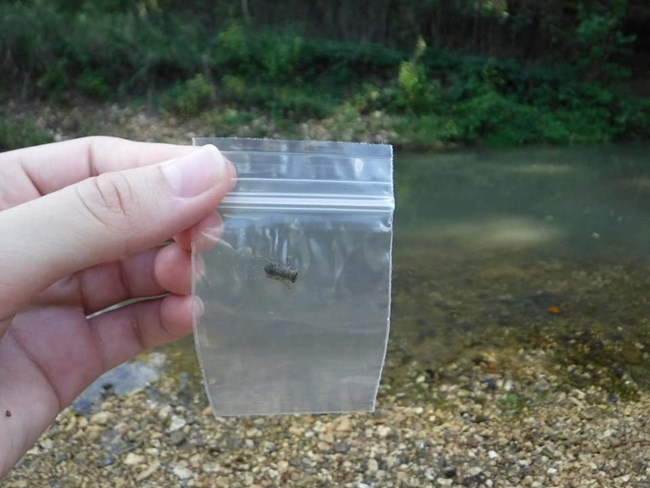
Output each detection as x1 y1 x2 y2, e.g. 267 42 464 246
0 144 233 321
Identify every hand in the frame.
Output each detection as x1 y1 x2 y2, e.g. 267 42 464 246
0 136 235 477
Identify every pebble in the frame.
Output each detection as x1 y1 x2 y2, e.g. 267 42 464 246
90 412 112 425
168 415 186 433
377 426 392 438
136 461 160 481
99 455 114 467
334 442 350 453
172 465 192 480
319 433 335 443
39 439 53 450
169 430 186 446
158 405 172 420
316 441 330 452
123 453 145 466
335 417 353 432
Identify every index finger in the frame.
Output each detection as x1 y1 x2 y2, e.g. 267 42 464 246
0 136 197 204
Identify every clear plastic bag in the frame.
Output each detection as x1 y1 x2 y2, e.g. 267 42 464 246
192 138 394 416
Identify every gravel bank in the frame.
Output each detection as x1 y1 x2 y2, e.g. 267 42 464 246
4 346 649 488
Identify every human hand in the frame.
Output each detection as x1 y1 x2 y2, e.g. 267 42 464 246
0 137 235 476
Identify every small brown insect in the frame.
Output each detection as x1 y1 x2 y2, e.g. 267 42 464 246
5 410 11 418
264 262 298 284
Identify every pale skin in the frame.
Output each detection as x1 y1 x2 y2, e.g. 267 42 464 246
0 136 235 477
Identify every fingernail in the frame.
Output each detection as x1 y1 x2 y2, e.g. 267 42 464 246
162 145 227 197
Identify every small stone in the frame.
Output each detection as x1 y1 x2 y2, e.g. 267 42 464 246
467 466 483 477
368 459 379 472
319 433 335 444
99 455 114 467
386 456 399 468
317 441 330 451
377 426 391 438
488 450 499 459
158 405 172 420
333 442 350 453
168 415 187 432
136 461 160 481
547 467 557 475
189 453 202 468
91 411 112 425
115 422 130 435
170 430 186 446
38 438 53 450
173 465 193 480
335 417 352 432
123 453 145 466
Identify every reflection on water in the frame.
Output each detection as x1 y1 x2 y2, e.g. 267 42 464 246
104 144 650 402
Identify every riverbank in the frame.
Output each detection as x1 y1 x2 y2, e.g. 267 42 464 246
0 100 400 151
4 343 649 487
2 93 648 154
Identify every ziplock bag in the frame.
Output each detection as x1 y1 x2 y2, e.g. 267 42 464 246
192 138 394 416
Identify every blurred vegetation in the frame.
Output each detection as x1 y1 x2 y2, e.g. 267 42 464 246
0 117 52 152
0 0 648 149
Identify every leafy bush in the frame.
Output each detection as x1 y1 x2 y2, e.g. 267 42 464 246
163 74 214 116
0 118 52 152
0 2 648 148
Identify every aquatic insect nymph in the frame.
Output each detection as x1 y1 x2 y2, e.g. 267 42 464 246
264 262 298 283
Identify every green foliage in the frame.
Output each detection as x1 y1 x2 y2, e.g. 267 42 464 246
0 118 53 152
163 74 214 116
574 11 636 82
0 1 648 148
452 90 541 145
396 38 442 113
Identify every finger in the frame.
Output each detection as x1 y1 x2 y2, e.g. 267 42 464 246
173 210 224 252
0 136 198 208
90 294 200 371
75 242 195 315
0 145 235 327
